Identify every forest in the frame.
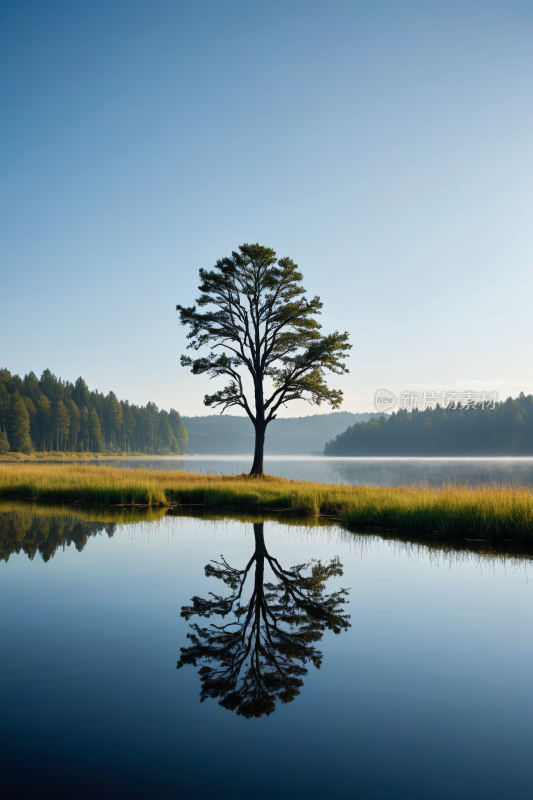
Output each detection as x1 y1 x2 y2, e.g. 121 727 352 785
0 368 188 455
324 394 533 456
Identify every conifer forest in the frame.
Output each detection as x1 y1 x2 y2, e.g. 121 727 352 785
324 395 533 456
0 368 188 455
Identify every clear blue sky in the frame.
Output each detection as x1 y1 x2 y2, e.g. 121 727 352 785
1 0 532 415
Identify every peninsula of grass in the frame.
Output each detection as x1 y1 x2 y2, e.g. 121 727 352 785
1 462 533 544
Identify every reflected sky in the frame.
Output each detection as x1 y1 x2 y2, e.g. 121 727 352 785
0 501 532 798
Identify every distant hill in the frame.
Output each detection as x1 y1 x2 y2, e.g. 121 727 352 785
183 412 381 455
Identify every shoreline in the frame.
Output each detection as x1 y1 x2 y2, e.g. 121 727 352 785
1 462 533 545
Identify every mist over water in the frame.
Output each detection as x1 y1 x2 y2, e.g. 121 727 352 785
98 455 533 487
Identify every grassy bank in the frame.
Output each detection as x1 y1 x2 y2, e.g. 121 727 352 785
1 463 533 543
0 451 186 463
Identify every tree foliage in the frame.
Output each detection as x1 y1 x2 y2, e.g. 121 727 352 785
177 522 350 718
177 243 351 473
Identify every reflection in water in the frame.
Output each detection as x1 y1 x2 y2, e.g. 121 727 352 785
177 522 350 718
0 500 167 563
0 505 117 562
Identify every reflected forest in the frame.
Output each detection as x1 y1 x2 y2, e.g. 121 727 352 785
0 507 116 563
177 522 350 718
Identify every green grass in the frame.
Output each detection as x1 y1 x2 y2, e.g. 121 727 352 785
1 463 533 543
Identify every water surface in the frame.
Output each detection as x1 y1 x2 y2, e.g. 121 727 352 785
1 500 531 798
100 454 533 487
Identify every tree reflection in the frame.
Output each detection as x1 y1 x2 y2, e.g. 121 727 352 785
0 508 116 562
177 522 350 718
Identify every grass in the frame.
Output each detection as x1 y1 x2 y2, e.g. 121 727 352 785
0 451 179 463
1 462 533 543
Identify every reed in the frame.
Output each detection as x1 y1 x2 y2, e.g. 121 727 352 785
1 463 533 543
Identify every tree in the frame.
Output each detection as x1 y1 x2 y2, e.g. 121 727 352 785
169 409 188 450
66 399 80 451
39 369 63 405
89 409 105 452
55 401 70 451
79 407 90 451
177 243 351 475
72 377 91 411
37 395 52 451
177 522 350 718
0 430 9 454
10 393 33 454
158 410 179 454
0 383 11 434
121 401 136 452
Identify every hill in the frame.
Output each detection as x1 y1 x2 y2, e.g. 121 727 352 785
183 412 380 455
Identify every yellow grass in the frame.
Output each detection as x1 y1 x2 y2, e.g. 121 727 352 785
1 463 533 542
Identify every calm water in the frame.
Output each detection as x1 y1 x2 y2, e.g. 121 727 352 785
102 454 533 486
1 500 532 798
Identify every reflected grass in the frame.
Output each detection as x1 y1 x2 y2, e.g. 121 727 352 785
1 463 533 543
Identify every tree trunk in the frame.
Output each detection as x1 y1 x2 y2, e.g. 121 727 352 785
250 377 266 476
253 522 267 555
250 422 265 475
253 523 266 642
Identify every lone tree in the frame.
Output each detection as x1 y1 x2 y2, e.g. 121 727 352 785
177 522 350 718
176 243 351 475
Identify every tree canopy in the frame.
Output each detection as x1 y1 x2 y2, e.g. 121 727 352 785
177 243 351 474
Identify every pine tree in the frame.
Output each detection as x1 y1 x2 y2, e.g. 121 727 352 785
158 411 179 454
37 395 52 451
121 401 136 452
89 410 105 452
72 377 91 410
0 383 10 435
169 409 188 450
55 401 70 451
10 393 33 454
66 399 80 450
79 407 90 451
105 392 123 448
0 430 9 454
39 369 63 404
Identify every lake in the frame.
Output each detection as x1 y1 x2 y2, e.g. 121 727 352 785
1 499 531 799
101 454 533 486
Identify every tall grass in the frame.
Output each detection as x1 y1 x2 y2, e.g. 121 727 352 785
1 463 533 543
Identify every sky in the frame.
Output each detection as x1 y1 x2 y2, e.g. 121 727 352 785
1 0 532 417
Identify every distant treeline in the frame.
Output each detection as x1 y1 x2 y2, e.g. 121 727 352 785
324 395 533 456
184 412 381 455
0 368 188 455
